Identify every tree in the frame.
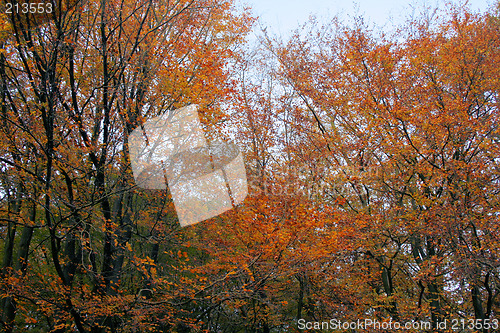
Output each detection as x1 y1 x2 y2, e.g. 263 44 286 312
269 3 500 331
0 0 252 331
2 1 499 332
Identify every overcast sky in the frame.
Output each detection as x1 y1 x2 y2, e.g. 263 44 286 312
239 0 494 37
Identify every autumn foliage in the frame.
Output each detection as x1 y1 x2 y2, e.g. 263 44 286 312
1 0 500 332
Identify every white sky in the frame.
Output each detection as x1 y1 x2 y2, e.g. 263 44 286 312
239 0 495 37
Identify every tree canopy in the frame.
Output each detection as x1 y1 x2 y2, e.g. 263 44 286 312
0 0 499 332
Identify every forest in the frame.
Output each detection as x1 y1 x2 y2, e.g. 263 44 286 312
0 0 499 331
